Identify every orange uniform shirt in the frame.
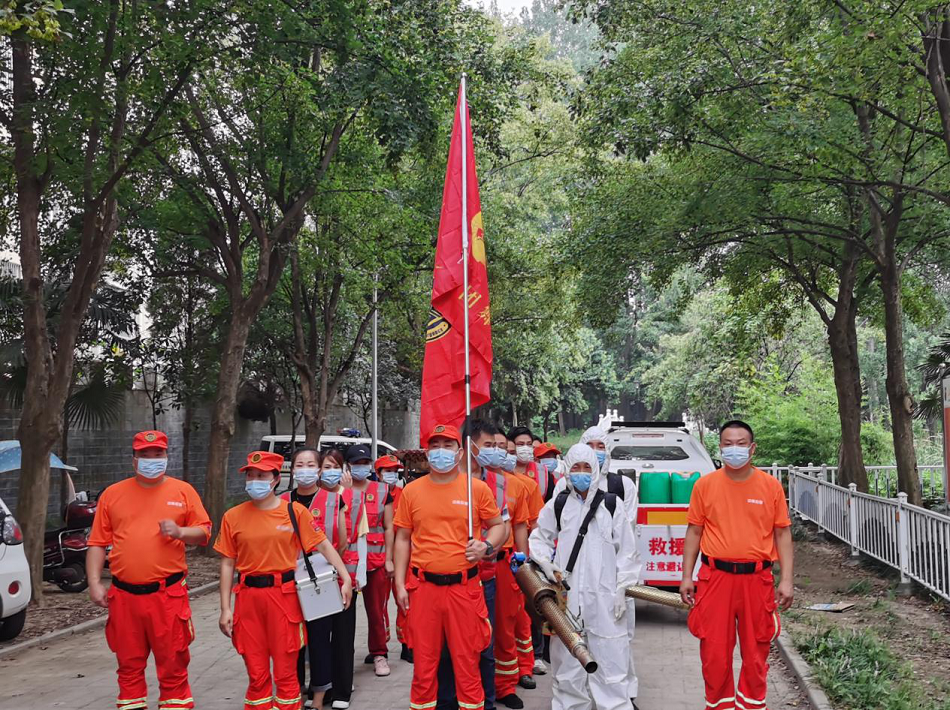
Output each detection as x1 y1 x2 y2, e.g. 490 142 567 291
502 472 530 549
214 501 327 575
515 471 544 527
393 473 500 574
89 476 211 584
687 468 791 561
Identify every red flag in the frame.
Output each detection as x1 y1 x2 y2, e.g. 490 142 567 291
420 83 492 442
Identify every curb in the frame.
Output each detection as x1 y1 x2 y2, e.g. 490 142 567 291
775 631 834 710
0 580 219 660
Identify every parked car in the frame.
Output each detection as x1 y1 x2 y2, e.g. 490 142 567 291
0 495 31 642
602 418 717 587
259 433 397 491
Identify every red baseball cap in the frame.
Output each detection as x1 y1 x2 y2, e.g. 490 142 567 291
534 442 560 457
374 454 401 472
133 430 168 451
424 424 462 446
239 451 284 473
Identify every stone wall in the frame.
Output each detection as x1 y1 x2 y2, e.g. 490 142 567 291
0 390 420 517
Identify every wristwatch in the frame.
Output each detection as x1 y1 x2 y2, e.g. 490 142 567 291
482 540 495 558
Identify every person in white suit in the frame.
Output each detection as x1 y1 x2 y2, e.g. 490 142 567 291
529 444 640 710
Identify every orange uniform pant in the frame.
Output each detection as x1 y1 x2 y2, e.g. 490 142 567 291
493 556 523 695
408 571 492 710
232 581 306 710
687 563 780 710
395 574 419 648
104 579 195 710
514 605 534 677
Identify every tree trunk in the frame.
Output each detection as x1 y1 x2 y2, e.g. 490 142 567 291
827 296 869 491
879 260 922 504
182 399 193 483
557 410 566 437
204 315 252 543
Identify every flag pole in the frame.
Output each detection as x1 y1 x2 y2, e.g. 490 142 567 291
460 73 473 539
371 273 379 461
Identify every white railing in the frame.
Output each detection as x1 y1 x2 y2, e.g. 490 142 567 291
774 463 945 499
786 468 950 602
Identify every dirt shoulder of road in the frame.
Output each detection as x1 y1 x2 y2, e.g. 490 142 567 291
2 549 219 646
784 523 950 706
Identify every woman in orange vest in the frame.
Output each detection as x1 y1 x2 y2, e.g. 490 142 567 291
280 447 347 708
216 451 352 710
347 445 395 677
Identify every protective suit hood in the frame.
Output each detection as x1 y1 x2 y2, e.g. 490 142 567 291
580 425 611 473
564 443 602 497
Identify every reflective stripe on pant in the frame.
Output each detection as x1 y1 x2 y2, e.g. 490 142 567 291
438 577 497 710
104 581 195 710
409 573 492 710
363 566 392 657
687 565 780 710
514 604 534 677
232 582 306 710
493 560 521 696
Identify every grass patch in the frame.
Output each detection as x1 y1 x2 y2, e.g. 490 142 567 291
547 429 587 453
795 625 950 709
845 578 873 596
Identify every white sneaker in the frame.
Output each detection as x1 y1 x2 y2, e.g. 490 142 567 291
332 701 350 709
533 659 549 675
374 655 391 677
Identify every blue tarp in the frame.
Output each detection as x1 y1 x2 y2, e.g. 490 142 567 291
0 440 78 473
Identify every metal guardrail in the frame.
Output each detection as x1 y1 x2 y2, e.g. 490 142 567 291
784 467 950 603
772 463 946 499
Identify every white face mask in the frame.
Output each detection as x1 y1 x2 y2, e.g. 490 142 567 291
136 458 167 479
515 445 534 464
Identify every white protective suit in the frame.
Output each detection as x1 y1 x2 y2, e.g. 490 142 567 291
529 444 640 710
552 425 642 699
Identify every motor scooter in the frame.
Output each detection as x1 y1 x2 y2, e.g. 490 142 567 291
43 492 98 593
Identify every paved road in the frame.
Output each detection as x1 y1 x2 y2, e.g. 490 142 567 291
0 593 805 709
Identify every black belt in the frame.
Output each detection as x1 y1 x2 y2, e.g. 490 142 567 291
241 570 296 588
701 554 772 575
412 566 478 586
496 549 508 561
113 571 185 595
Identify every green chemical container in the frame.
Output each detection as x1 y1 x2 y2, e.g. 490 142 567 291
671 471 701 504
639 471 672 504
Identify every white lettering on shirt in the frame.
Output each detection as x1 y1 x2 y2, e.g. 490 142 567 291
747 498 764 505
167 501 184 508
276 524 293 532
452 499 469 506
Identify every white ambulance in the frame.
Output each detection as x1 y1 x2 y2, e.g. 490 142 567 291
601 416 717 587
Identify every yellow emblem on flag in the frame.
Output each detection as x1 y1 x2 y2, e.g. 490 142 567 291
426 308 450 343
471 212 486 265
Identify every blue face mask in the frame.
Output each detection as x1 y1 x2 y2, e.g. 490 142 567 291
570 472 592 492
382 471 399 485
294 468 319 487
501 453 517 472
246 479 274 500
595 450 607 467
321 468 343 487
351 464 372 481
721 446 752 469
137 458 167 479
539 457 558 473
475 446 497 468
427 448 458 473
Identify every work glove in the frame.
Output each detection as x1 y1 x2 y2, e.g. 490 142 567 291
613 588 628 621
532 557 564 584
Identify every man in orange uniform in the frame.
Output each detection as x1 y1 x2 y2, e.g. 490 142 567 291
680 420 795 710
488 428 532 708
217 451 351 710
394 424 507 710
87 430 212 710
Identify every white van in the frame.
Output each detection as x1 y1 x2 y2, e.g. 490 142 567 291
603 419 717 587
0 495 31 641
259 434 397 491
